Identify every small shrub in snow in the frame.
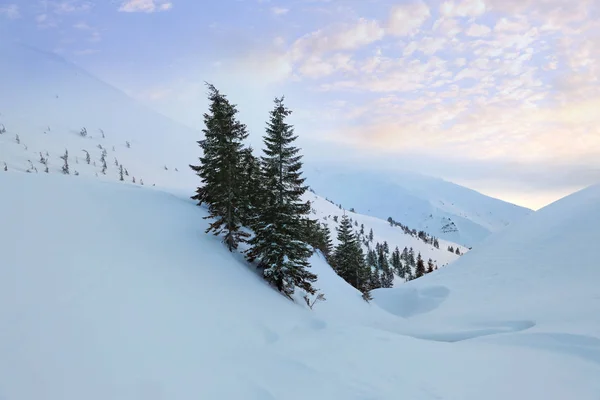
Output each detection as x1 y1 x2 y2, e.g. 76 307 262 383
79 127 87 137
0 124 5 134
3 162 6 171
82 150 90 164
126 141 131 148
303 292 326 310
60 149 69 175
15 134 20 144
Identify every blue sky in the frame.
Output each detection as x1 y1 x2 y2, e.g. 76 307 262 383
1 0 600 208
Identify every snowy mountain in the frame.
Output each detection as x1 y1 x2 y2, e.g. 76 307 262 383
0 40 466 275
2 171 599 399
305 165 533 247
371 181 600 359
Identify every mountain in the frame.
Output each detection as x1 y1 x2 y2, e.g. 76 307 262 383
0 40 466 275
372 182 600 347
2 172 599 399
305 165 533 247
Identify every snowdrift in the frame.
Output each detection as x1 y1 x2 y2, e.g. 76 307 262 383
1 173 600 400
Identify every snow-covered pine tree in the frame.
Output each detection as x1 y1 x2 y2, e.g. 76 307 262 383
239 146 262 227
83 150 90 164
189 83 249 252
245 96 317 298
332 215 355 279
415 253 426 278
119 164 124 181
60 149 69 174
391 246 403 277
100 149 107 175
427 258 434 274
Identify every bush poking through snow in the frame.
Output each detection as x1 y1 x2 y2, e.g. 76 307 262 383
79 127 87 137
60 149 69 175
82 150 90 164
303 292 326 310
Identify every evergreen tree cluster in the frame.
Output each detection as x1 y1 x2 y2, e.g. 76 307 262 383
190 84 321 299
387 216 440 248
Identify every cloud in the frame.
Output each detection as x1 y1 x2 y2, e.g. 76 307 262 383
0 3 19 19
118 0 173 13
35 13 59 29
465 23 491 37
52 1 92 14
440 0 486 18
73 21 102 42
291 18 384 60
271 7 289 15
386 2 430 36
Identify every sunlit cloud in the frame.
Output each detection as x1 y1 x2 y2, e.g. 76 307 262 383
118 0 173 13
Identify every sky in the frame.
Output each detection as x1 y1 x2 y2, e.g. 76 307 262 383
1 0 599 209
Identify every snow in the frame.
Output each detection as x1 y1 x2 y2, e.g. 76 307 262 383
2 173 600 399
305 165 533 247
372 183 600 348
1 40 600 399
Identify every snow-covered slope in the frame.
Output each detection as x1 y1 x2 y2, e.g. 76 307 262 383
0 40 465 276
307 193 468 280
0 40 199 192
305 165 533 247
2 172 599 400
372 182 600 347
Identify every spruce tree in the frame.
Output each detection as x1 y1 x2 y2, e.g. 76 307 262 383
391 246 402 277
190 83 250 252
415 253 426 278
246 96 316 297
427 258 434 274
60 149 69 174
239 147 262 226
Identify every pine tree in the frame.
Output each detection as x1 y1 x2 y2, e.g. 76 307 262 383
189 83 250 252
83 150 90 164
239 147 262 226
60 149 69 174
415 253 426 278
331 214 370 293
119 164 124 181
101 156 107 175
427 258 434 274
391 246 403 277
246 96 316 297
368 228 374 242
